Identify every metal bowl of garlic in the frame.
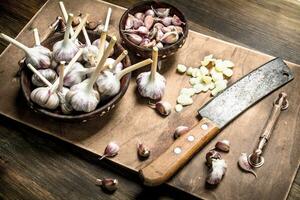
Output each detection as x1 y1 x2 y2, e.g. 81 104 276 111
119 1 188 59
20 31 131 122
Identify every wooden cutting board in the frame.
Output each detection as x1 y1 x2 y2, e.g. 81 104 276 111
0 0 299 199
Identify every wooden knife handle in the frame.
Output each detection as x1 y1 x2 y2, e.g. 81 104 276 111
139 118 220 186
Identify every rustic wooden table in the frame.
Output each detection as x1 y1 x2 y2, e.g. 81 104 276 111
0 0 299 199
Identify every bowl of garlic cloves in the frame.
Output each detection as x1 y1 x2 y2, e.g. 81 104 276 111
119 1 188 59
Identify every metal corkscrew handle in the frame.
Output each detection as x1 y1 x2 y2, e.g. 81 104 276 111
248 92 288 168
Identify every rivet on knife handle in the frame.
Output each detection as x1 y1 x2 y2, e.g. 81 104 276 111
139 118 220 186
248 92 288 168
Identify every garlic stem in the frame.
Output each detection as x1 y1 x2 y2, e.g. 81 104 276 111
82 20 91 46
58 61 65 92
0 33 31 54
111 50 128 70
52 48 83 91
150 47 158 81
97 31 107 60
62 13 73 47
104 7 112 32
33 28 40 46
87 36 117 91
59 1 75 35
116 58 153 80
27 63 52 87
71 14 89 41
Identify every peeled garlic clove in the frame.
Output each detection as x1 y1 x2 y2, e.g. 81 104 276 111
149 101 171 116
186 67 195 76
137 143 151 159
238 153 257 178
173 126 189 139
199 66 209 75
172 14 185 26
175 104 183 112
206 159 227 185
134 12 145 20
215 140 230 152
145 9 155 17
222 60 234 68
206 149 222 167
160 31 179 44
31 68 57 87
144 15 154 30
96 178 118 192
125 33 142 45
189 77 200 85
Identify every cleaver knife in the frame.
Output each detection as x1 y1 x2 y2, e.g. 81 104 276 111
139 57 294 186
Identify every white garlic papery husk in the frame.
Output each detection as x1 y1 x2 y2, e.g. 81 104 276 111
30 87 59 110
92 40 114 57
57 87 73 114
96 70 120 98
31 68 57 87
63 62 93 87
105 58 123 74
206 159 227 185
82 45 99 62
53 14 80 63
66 79 100 112
0 33 51 69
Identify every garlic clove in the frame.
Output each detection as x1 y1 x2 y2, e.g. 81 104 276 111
99 141 120 160
205 149 222 167
134 12 145 20
137 143 151 159
125 14 134 29
144 15 154 30
149 27 158 40
180 88 195 97
145 9 155 17
215 140 230 152
173 126 189 139
177 64 187 73
96 178 118 192
156 29 164 42
206 159 227 185
160 16 173 26
160 31 179 44
238 153 257 178
155 42 164 50
176 94 193 106
171 14 185 26
175 104 183 113
125 33 143 45
149 101 172 116
152 7 170 18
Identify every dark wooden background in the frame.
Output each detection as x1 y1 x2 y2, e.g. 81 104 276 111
0 0 299 199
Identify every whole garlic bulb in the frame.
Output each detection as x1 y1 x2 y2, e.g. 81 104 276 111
31 68 57 87
63 62 93 87
136 47 166 100
31 87 60 110
92 40 113 57
105 58 122 74
81 19 99 62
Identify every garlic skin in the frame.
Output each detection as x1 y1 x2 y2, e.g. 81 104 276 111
96 178 118 192
137 143 150 159
206 159 227 185
31 68 57 87
238 153 257 178
66 79 100 112
82 45 99 62
96 70 120 98
136 71 166 100
30 87 59 110
173 126 189 139
149 101 171 116
215 140 230 152
206 150 222 167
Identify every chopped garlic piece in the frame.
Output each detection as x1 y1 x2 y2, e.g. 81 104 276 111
191 68 202 77
199 66 209 75
180 88 195 97
215 80 227 91
222 60 234 68
211 68 224 82
193 84 204 94
223 68 233 77
208 82 215 90
189 77 200 85
177 64 187 73
202 75 212 84
186 67 194 76
177 95 193 106
211 88 219 96
175 104 183 112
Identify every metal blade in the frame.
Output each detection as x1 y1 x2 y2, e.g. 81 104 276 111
198 57 294 128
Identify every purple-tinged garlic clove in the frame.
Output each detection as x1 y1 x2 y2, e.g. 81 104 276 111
134 12 145 20
137 143 151 159
160 16 173 26
145 9 155 17
160 31 179 44
152 6 170 18
144 15 154 30
140 38 151 47
238 153 257 178
149 101 171 116
153 23 164 31
122 26 149 36
125 33 143 45
125 14 135 29
133 17 144 29
172 14 185 26
96 178 118 192
206 159 227 185
99 141 120 160
142 40 156 48
206 149 222 167
31 68 57 87
155 42 164 49
156 29 164 42
149 27 158 40
215 140 230 152
173 126 189 139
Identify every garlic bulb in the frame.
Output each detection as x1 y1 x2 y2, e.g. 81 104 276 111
0 33 51 69
66 36 117 112
63 62 94 87
136 47 166 100
32 68 57 87
96 58 153 98
106 50 127 73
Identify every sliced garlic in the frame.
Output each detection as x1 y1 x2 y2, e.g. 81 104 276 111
202 75 212 84
189 77 200 85
180 88 195 97
222 60 234 68
223 68 233 77
186 67 194 76
177 95 193 106
191 68 202 78
211 67 224 82
193 83 203 94
177 64 187 73
175 104 183 112
199 66 209 75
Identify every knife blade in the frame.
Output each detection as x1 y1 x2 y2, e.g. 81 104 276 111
139 57 294 186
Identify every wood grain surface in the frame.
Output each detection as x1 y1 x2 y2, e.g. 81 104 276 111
0 0 299 199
